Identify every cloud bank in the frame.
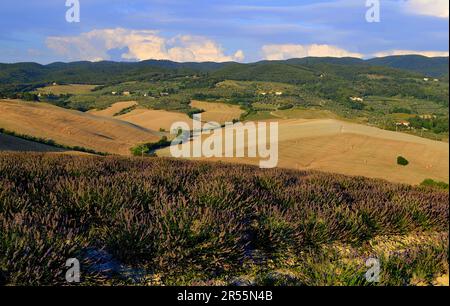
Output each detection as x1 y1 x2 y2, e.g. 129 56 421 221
374 50 450 58
46 28 244 62
404 0 449 18
262 44 363 60
45 28 448 63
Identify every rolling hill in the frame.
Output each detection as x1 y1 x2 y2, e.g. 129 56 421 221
0 132 66 153
1 55 448 86
157 118 449 185
366 55 449 77
0 99 161 155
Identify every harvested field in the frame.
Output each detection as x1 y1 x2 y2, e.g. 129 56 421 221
157 119 449 185
0 99 160 155
88 102 192 131
191 100 244 124
117 108 192 131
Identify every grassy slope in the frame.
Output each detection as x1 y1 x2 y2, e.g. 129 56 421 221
0 153 448 286
35 84 98 95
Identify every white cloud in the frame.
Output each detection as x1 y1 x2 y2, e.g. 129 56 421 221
261 44 363 60
373 50 449 57
46 28 244 62
404 0 449 18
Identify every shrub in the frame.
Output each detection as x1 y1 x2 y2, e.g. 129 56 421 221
278 104 294 110
187 108 204 118
397 156 409 166
420 179 449 190
113 105 137 116
130 136 171 156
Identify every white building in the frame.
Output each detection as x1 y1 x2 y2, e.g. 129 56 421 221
350 97 364 102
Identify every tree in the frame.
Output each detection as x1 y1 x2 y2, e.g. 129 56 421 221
397 156 409 166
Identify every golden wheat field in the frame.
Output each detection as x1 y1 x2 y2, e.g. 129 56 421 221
1 99 448 185
157 118 449 185
191 100 244 124
0 99 160 155
88 101 193 131
117 108 193 131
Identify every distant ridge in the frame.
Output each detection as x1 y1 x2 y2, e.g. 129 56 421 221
0 55 448 85
366 55 449 77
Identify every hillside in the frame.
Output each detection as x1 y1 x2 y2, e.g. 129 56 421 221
0 99 161 155
1 55 448 86
0 153 448 286
90 101 194 131
0 133 66 153
1 57 448 134
157 118 449 185
366 55 449 77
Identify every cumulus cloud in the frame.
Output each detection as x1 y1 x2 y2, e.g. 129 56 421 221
404 0 449 18
373 50 449 57
46 28 244 62
261 44 363 60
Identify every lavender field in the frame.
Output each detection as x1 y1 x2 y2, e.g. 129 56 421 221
0 153 448 286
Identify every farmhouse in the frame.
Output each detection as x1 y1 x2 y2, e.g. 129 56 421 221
419 114 437 120
395 120 410 128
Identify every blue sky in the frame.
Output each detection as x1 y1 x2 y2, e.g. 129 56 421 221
0 0 448 63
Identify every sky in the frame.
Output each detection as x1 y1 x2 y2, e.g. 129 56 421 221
0 0 448 64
